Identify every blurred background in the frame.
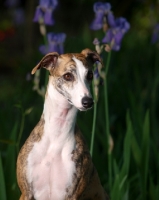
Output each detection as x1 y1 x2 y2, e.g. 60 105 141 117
0 0 159 199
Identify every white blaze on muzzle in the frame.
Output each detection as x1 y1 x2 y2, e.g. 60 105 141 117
69 57 92 110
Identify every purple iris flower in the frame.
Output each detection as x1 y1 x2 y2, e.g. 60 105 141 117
33 0 58 25
102 17 130 51
151 24 159 44
90 2 115 30
115 17 130 34
39 32 66 55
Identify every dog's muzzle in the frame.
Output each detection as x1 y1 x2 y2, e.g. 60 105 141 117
81 96 94 109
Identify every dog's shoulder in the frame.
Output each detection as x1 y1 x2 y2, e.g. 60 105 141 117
67 125 109 200
17 115 45 194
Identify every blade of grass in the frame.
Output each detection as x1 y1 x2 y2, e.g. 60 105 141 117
0 154 7 200
149 177 159 200
4 122 20 199
131 131 141 168
141 110 150 199
111 111 132 200
90 80 97 156
121 110 132 175
103 51 112 188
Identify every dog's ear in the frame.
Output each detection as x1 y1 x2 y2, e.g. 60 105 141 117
81 48 103 66
31 52 59 74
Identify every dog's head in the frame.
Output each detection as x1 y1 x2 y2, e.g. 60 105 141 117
32 49 102 111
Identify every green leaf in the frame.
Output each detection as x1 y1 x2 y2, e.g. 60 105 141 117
0 154 7 200
121 110 133 175
149 177 159 200
4 122 20 199
131 130 141 168
119 175 128 190
140 110 150 198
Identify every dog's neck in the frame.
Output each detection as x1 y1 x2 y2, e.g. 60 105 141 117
43 76 78 143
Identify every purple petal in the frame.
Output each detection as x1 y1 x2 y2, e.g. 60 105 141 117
33 7 43 22
114 31 124 44
102 29 113 43
39 44 59 54
47 32 66 43
112 31 124 50
44 9 55 25
115 17 130 33
90 2 113 30
49 44 59 53
58 33 66 43
93 2 111 13
107 12 116 27
47 32 54 43
90 11 104 30
102 29 124 51
39 0 58 8
40 32 66 54
39 0 48 7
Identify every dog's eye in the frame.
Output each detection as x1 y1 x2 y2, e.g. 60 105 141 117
86 70 93 81
63 73 74 81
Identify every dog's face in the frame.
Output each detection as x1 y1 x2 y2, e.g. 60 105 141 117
32 49 102 111
50 54 94 111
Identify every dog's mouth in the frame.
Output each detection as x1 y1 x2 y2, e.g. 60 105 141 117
67 99 93 111
79 107 88 111
78 106 93 111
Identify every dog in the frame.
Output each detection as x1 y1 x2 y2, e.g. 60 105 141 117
17 48 109 200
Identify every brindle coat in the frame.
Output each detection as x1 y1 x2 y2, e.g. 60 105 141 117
17 49 109 200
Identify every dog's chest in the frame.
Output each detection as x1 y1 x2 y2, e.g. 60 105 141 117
27 122 76 200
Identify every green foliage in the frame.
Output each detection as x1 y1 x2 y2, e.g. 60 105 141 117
1 43 159 200
4 122 19 199
0 154 7 200
110 111 132 200
0 2 159 200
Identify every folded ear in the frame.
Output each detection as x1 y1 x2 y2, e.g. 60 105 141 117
81 48 103 66
31 52 59 74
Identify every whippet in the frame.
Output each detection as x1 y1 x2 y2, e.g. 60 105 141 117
17 48 109 200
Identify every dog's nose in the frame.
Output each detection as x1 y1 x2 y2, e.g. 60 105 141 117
81 96 94 109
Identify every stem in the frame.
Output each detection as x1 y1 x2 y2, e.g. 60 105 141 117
43 33 49 94
105 50 111 76
103 51 112 188
90 81 97 156
104 78 110 148
43 33 48 46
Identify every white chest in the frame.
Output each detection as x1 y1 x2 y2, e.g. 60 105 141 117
27 120 76 200
26 84 78 199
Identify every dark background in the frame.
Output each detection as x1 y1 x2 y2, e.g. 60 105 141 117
0 0 159 199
